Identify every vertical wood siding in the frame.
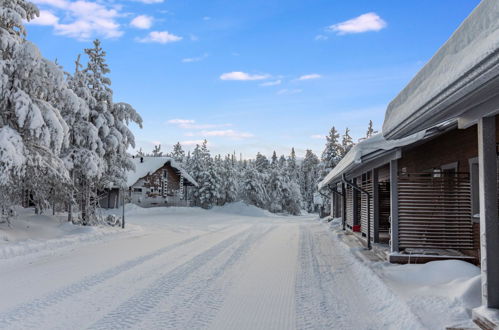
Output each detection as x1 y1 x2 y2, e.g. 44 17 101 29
346 185 354 227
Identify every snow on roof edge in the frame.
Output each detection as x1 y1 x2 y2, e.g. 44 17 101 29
318 130 426 190
127 157 198 187
382 0 499 139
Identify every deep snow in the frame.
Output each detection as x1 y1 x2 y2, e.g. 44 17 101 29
0 204 481 329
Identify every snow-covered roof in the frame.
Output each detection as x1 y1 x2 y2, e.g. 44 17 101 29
318 131 426 190
127 157 198 187
383 0 499 139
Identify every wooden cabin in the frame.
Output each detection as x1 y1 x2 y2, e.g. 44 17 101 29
100 157 198 208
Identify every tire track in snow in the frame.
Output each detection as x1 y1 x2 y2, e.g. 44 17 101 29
146 225 276 330
89 225 257 330
0 228 230 328
295 225 345 330
295 224 424 330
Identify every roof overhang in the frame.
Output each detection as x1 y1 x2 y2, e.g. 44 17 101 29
382 0 499 140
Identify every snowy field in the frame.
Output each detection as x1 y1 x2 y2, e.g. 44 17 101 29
0 203 480 329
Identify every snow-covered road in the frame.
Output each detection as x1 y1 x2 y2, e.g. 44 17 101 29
0 206 426 329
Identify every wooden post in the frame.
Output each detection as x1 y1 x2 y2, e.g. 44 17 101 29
390 159 399 253
353 178 359 227
121 188 125 229
342 182 346 231
477 116 499 308
372 168 380 243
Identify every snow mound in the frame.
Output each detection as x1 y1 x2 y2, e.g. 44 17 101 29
378 260 481 328
211 201 273 217
381 259 479 286
0 208 140 260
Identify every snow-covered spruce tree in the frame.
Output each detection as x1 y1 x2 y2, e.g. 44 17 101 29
170 142 185 164
83 39 142 191
341 127 354 157
317 126 343 214
300 149 319 212
271 151 278 167
0 0 75 215
287 147 298 181
321 127 342 170
255 152 270 171
366 120 376 138
222 154 239 204
188 140 220 208
241 162 268 209
152 144 162 157
63 54 106 223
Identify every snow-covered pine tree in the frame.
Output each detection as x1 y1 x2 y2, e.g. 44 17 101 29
152 144 162 157
83 39 142 191
170 142 185 164
300 149 319 212
255 152 270 171
241 164 268 209
63 54 106 222
341 128 354 157
271 151 278 167
0 0 73 214
222 154 238 204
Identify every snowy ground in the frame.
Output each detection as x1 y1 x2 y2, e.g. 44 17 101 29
0 203 480 329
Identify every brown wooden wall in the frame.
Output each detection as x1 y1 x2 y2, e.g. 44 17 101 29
140 163 181 197
399 125 478 173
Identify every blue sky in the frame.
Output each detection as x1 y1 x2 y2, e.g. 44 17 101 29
26 0 480 159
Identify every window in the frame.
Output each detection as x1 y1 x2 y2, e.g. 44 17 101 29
133 188 142 193
441 162 458 177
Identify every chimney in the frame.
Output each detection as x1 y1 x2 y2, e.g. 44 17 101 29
140 157 144 163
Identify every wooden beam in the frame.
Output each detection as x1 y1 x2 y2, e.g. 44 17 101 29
390 159 399 253
478 116 499 308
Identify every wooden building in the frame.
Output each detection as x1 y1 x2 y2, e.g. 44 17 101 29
100 157 198 208
322 0 499 327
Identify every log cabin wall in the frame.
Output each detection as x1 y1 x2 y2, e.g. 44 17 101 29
141 163 181 197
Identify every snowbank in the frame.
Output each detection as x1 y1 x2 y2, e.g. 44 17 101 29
0 208 140 260
377 260 481 328
323 219 481 329
211 201 274 217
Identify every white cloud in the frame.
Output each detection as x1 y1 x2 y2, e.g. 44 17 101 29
260 79 281 87
203 16 211 21
181 140 206 146
220 71 270 81
277 89 302 95
168 119 195 126
30 0 123 40
130 15 153 29
137 31 182 44
310 134 324 139
182 53 208 63
134 0 164 4
168 119 232 130
29 10 59 25
201 130 253 139
315 34 328 41
328 12 386 35
298 74 321 81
